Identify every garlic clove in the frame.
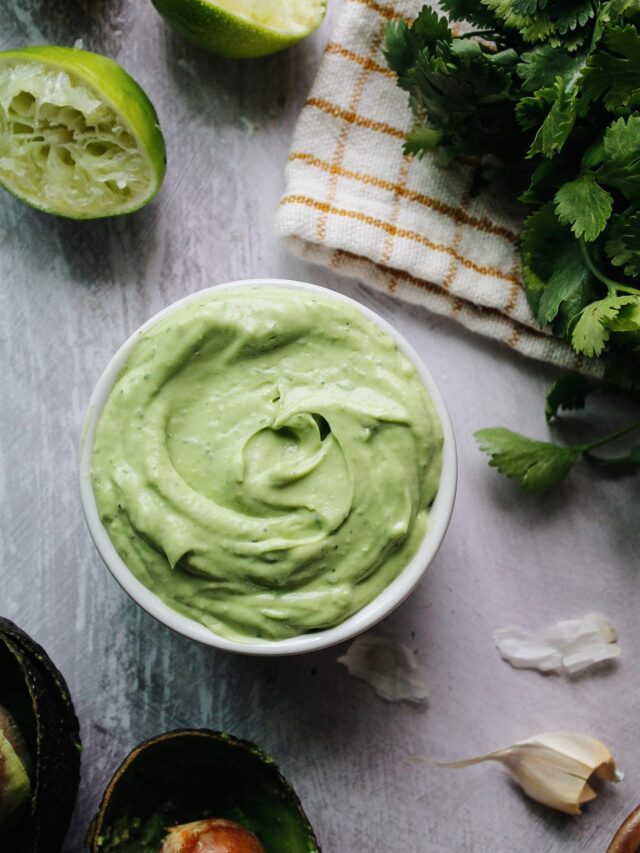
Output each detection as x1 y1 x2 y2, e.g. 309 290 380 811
530 732 619 781
578 784 597 805
419 732 620 815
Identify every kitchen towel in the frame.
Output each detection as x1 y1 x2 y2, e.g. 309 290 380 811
275 0 585 371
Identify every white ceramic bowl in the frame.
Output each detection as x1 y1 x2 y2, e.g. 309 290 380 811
79 279 457 655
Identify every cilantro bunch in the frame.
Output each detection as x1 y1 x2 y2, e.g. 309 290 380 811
385 0 640 490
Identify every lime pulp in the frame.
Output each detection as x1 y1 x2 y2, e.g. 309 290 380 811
0 46 166 219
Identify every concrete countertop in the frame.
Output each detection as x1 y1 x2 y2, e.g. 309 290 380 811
2 2 639 850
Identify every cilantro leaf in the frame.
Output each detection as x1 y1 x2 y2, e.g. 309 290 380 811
384 21 416 76
527 79 577 157
481 0 553 42
562 27 592 50
605 211 640 275
607 295 640 331
385 22 522 163
594 0 640 43
597 115 640 200
581 24 640 112
517 45 586 91
520 147 578 203
553 0 596 35
476 418 640 488
521 204 600 331
571 295 637 355
545 372 599 421
554 172 613 240
520 15 556 43
385 7 451 76
474 428 580 490
411 44 517 160
512 0 546 16
412 5 452 45
440 0 503 30
515 86 556 131
581 136 605 170
483 0 596 45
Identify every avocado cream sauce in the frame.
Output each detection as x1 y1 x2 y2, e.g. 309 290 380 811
91 287 443 641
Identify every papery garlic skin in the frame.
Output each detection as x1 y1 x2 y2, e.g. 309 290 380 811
421 732 620 816
494 613 621 675
337 634 428 703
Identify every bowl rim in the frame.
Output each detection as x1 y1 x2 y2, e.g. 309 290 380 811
78 278 457 656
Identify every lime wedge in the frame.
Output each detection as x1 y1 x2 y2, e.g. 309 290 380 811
151 0 327 58
0 47 166 219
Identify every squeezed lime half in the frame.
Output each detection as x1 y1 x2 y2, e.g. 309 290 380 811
151 0 327 58
0 46 166 219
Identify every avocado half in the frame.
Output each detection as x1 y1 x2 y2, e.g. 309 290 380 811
0 617 81 852
88 729 320 852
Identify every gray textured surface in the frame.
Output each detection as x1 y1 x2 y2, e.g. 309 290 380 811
2 2 640 851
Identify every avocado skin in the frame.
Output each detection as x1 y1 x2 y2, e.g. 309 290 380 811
87 729 320 853
0 618 81 853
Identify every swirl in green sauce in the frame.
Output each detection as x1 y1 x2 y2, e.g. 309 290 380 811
91 286 443 641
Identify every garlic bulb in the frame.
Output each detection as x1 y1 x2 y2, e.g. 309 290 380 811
420 732 620 815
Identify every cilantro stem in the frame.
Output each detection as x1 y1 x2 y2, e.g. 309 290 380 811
579 240 640 296
610 283 640 295
579 240 626 294
582 418 640 452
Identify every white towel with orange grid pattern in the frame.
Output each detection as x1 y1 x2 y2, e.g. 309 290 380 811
275 0 586 370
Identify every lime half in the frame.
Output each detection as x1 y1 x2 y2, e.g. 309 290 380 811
151 0 327 58
0 47 166 219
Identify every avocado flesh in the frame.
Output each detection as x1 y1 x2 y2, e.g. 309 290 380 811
0 725 31 830
91 731 319 853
